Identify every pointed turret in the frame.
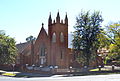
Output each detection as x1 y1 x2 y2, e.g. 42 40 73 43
65 12 68 25
48 13 52 37
56 11 60 23
48 12 52 26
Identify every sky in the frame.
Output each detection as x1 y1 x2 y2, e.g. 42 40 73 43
0 0 120 44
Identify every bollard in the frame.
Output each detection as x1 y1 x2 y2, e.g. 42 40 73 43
112 65 115 71
98 65 101 72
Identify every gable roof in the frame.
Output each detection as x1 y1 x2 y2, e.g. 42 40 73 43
16 42 30 53
36 25 48 40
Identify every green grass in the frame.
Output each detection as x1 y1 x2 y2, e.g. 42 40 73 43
89 68 99 71
2 73 16 76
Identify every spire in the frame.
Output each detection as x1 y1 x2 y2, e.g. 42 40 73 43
49 12 52 20
65 12 68 19
56 11 60 23
48 12 52 26
65 12 68 25
57 10 60 18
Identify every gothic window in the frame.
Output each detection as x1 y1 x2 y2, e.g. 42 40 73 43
39 45 47 65
60 32 64 42
40 45 46 56
52 32 56 43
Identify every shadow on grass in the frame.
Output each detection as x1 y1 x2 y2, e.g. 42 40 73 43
69 70 120 77
14 72 53 78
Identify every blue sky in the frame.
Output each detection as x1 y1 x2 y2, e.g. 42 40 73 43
0 0 120 44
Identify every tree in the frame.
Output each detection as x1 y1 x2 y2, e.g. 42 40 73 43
97 31 111 49
26 35 36 42
104 23 120 65
0 30 5 35
72 11 103 66
0 31 17 64
105 23 120 47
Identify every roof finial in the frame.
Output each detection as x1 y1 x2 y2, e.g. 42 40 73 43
42 23 44 27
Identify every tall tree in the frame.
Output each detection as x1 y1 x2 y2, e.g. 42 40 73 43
0 31 17 64
72 11 103 66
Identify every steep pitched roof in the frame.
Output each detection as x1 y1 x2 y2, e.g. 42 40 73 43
36 23 48 39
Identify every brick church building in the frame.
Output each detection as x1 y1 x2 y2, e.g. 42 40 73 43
16 12 71 72
16 12 102 73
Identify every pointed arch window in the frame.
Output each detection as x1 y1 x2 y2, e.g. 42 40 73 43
40 47 46 56
60 32 64 42
52 32 56 43
39 44 47 65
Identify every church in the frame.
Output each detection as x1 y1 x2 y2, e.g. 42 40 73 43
16 12 102 73
16 12 72 73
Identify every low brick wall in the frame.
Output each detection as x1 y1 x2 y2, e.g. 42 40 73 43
0 64 12 70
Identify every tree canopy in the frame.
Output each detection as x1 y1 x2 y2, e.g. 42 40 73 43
72 11 103 66
104 23 120 65
0 31 17 64
26 35 36 42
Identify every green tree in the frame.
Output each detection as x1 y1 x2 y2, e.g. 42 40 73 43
26 35 36 42
0 31 17 64
97 31 111 49
105 23 120 65
72 11 103 66
105 23 120 47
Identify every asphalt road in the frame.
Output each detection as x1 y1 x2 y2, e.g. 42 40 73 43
0 74 120 81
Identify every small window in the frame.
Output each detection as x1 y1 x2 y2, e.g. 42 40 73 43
52 32 56 43
60 32 64 42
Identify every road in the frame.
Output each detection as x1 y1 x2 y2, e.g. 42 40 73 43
0 74 120 81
